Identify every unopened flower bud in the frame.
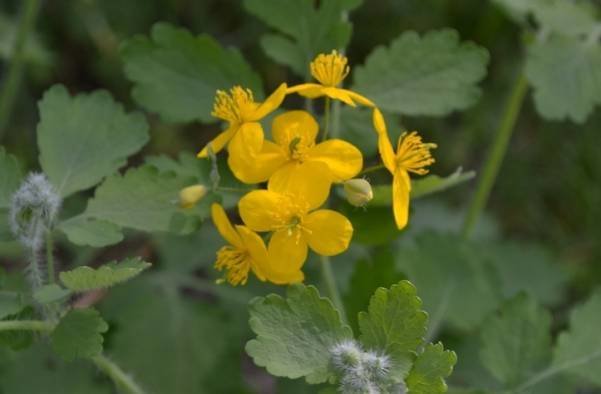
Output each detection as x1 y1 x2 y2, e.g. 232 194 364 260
179 184 208 208
343 178 373 207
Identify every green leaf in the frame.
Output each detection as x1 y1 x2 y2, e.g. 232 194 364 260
60 258 151 291
121 22 262 123
0 291 25 319
338 107 400 157
479 294 551 387
246 284 352 384
37 85 149 197
80 165 196 233
526 36 601 123
358 281 427 356
405 343 457 394
353 29 489 116
245 0 362 77
57 216 124 247
553 290 601 386
0 147 21 208
33 284 71 304
51 308 108 361
0 307 34 350
370 168 476 206
397 232 503 331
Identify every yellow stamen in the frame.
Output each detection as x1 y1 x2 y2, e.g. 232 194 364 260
310 50 350 87
396 131 437 175
211 86 258 124
214 245 251 286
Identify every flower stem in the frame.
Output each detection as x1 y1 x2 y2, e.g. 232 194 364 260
461 72 528 239
0 0 41 140
92 354 146 394
359 163 385 176
46 230 55 284
322 97 331 141
0 320 54 332
320 255 347 322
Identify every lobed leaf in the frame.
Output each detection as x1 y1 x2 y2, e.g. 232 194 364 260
59 258 151 292
0 292 25 319
405 343 457 394
51 308 108 361
57 216 124 248
33 284 71 304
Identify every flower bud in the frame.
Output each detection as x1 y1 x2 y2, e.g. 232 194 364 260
343 178 373 207
179 184 208 208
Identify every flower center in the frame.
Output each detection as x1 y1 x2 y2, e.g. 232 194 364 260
215 245 251 286
310 50 350 87
395 131 437 175
288 137 312 162
211 86 258 124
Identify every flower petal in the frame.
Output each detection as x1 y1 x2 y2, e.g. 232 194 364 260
250 83 288 121
286 83 324 98
197 125 238 158
372 108 396 174
228 140 287 184
267 228 308 282
346 90 375 107
211 203 243 249
268 161 331 211
321 87 356 106
238 190 286 232
227 122 264 162
392 170 412 230
272 110 319 148
304 209 353 256
307 139 363 181
236 225 269 282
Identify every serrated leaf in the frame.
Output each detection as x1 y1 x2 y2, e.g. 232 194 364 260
0 292 25 319
0 307 34 350
479 294 551 387
0 147 21 208
246 284 352 384
353 29 489 116
406 343 457 394
526 36 601 123
60 258 151 292
121 22 262 123
51 308 108 361
370 168 476 206
358 281 427 356
80 165 196 233
245 0 362 77
37 85 149 197
33 284 71 304
58 216 124 247
553 290 601 385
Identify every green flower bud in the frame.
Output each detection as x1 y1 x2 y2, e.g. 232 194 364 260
343 178 373 207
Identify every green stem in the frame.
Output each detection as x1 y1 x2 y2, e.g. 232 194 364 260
331 99 341 139
92 354 146 394
320 255 347 322
359 163 385 176
461 72 528 238
216 186 249 193
0 0 41 140
322 97 331 141
0 320 54 332
46 230 55 284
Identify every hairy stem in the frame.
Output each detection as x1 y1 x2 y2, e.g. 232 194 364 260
461 72 528 238
0 0 41 140
0 320 54 332
46 230 55 284
321 255 347 322
92 354 146 394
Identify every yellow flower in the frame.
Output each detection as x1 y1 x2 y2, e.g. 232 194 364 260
179 184 208 208
286 50 374 107
211 203 303 286
197 83 287 158
372 108 437 229
238 179 353 271
228 110 363 194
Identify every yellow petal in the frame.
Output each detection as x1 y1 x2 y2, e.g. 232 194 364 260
347 90 375 107
304 209 353 256
268 161 331 211
250 83 288 121
227 122 264 161
392 170 411 230
238 190 286 232
197 125 238 158
372 108 396 173
272 110 319 148
307 139 363 181
267 228 308 280
211 203 243 249
321 87 356 106
229 140 287 184
236 225 269 282
286 83 324 98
